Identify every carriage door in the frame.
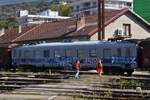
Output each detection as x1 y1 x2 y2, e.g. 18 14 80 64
103 48 111 63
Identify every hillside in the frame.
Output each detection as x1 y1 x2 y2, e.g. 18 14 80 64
0 0 40 5
0 1 52 19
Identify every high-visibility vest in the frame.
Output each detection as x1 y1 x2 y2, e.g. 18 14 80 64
75 60 80 70
96 59 103 76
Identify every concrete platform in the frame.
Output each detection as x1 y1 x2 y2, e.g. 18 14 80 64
133 71 150 75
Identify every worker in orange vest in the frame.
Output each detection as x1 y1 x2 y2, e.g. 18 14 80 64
96 59 103 77
75 60 80 79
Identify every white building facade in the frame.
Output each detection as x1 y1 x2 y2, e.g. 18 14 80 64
18 9 70 25
71 0 133 16
90 10 150 41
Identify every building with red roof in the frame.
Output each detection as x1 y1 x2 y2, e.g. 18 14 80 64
0 8 149 45
0 8 149 68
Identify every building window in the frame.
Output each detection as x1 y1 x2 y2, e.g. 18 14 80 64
123 24 131 36
89 49 97 57
83 2 91 8
76 6 79 11
126 2 132 7
118 2 123 8
93 2 97 7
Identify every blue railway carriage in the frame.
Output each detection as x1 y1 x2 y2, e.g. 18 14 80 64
12 41 137 75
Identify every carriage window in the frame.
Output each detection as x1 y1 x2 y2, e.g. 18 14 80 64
13 50 16 58
65 50 71 57
34 50 41 57
33 51 36 57
18 50 22 58
103 48 111 58
54 50 60 57
77 49 84 57
125 48 130 57
24 50 30 58
44 50 49 57
116 48 122 56
89 49 97 57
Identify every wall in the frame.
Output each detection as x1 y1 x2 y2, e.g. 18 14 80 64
90 12 150 40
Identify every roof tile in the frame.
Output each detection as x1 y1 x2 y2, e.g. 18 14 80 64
12 8 132 42
0 25 36 44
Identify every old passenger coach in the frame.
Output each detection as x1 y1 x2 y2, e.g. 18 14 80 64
12 41 137 75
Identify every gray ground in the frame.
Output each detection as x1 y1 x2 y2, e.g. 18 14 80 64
0 71 149 100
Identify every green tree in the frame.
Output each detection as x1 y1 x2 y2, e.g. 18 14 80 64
49 3 72 16
49 4 59 11
0 19 18 28
0 20 8 28
59 3 72 16
7 19 18 27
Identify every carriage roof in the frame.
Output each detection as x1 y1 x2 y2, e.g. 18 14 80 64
14 41 136 50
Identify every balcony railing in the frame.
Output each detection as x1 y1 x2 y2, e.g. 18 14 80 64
74 6 97 12
73 3 132 13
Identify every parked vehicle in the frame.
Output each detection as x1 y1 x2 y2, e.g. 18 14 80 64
11 41 137 75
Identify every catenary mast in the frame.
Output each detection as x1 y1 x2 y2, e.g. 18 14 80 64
98 0 105 40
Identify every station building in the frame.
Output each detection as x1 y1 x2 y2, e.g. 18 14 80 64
0 8 149 45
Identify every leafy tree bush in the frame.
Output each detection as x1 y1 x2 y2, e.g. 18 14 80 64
0 19 18 28
49 3 72 16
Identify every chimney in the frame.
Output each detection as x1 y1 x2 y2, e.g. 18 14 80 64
76 15 85 31
0 28 5 36
18 25 22 33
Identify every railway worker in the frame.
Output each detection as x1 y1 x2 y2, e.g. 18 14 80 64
96 59 103 77
75 60 80 79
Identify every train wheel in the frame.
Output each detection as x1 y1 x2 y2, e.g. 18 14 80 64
115 68 124 75
111 67 124 75
102 67 109 75
127 69 134 76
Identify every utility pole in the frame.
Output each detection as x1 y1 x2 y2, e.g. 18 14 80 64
98 0 105 40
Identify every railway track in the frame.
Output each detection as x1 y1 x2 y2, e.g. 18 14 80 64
0 71 149 100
